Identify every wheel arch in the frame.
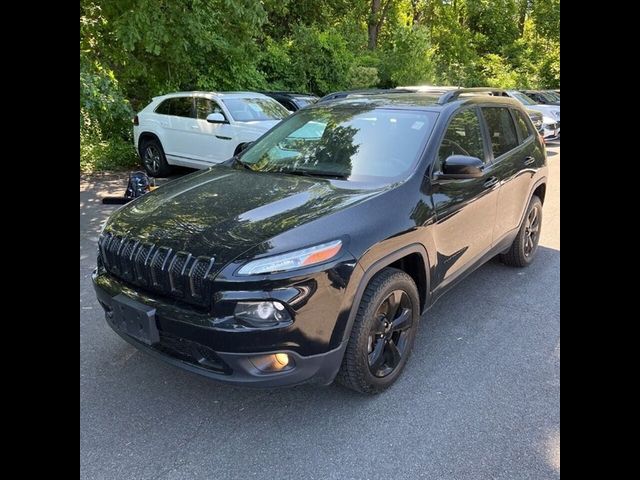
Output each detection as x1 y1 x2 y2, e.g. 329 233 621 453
137 131 163 156
340 244 431 346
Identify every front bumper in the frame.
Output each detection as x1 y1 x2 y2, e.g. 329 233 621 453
542 121 560 140
93 268 352 387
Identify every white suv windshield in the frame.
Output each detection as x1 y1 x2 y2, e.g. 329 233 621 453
222 98 289 122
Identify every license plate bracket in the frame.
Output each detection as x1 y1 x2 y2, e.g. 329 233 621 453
110 294 159 345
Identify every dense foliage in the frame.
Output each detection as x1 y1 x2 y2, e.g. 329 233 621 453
80 0 560 171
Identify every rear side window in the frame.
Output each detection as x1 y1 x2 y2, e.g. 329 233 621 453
154 97 194 118
513 109 534 142
196 98 224 120
436 108 485 172
482 107 519 158
154 99 171 115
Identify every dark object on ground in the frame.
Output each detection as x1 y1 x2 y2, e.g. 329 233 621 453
102 171 155 204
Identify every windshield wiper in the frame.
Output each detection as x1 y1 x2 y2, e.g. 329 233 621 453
281 169 348 180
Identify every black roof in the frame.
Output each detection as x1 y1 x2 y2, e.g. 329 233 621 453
261 91 318 99
312 88 520 111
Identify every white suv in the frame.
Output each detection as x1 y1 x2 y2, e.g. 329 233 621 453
133 91 290 176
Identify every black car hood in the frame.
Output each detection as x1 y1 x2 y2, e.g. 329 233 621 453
105 166 384 267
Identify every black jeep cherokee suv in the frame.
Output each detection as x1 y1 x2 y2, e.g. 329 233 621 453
93 90 547 394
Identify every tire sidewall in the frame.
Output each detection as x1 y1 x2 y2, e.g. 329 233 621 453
140 138 168 177
355 273 420 391
519 197 543 265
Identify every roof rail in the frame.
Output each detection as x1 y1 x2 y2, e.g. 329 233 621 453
437 87 504 105
317 88 418 104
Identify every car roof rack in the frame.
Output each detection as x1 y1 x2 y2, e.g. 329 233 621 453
318 88 418 103
437 87 504 105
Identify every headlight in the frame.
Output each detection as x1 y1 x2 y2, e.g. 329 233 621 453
234 301 291 327
542 116 556 126
237 240 343 275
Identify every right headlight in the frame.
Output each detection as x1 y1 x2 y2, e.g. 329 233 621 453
237 240 343 275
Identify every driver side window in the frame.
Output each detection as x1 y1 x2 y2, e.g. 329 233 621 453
435 109 485 173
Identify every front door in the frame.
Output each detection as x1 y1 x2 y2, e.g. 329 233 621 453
192 97 237 164
429 107 500 285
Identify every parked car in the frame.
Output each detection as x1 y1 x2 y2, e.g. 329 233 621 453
526 109 545 135
95 89 547 394
490 90 559 140
521 90 560 105
261 91 319 111
133 91 291 176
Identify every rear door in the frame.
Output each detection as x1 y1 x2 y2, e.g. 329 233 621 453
162 96 198 160
480 106 538 241
430 107 500 284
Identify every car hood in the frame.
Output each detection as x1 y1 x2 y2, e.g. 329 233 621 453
104 166 384 267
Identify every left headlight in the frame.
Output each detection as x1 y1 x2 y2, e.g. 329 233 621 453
237 240 343 275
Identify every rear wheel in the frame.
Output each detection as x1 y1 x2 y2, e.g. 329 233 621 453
500 195 543 267
140 138 171 177
337 268 420 394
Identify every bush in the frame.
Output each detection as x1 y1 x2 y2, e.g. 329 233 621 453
347 66 380 89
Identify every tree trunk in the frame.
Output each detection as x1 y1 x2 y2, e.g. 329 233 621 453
368 0 382 50
518 0 532 36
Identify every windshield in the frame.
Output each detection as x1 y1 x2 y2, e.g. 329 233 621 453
238 105 437 183
541 92 560 102
511 92 536 105
222 98 290 122
295 97 318 107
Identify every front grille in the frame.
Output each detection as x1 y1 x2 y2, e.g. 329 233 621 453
98 232 216 307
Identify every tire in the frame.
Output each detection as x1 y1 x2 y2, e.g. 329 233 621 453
234 143 247 156
336 268 420 394
139 137 171 177
500 195 543 267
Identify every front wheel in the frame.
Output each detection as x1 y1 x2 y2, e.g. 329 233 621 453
500 195 543 267
336 268 420 394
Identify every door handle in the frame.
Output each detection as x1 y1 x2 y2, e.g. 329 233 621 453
483 176 499 188
523 156 535 166
191 125 200 130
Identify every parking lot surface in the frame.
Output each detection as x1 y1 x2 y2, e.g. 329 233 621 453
80 143 560 480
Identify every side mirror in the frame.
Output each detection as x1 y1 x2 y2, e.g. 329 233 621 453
439 155 484 179
206 112 228 123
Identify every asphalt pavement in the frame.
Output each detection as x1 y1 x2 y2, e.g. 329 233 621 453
80 143 560 480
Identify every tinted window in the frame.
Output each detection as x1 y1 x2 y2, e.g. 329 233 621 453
239 106 437 183
513 109 533 141
155 99 171 115
170 97 194 118
482 107 519 158
436 109 485 172
196 98 223 120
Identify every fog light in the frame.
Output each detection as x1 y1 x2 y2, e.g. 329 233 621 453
274 353 289 367
234 301 291 328
249 353 295 372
